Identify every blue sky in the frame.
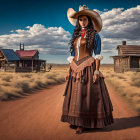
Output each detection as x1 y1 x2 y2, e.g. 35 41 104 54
0 0 140 64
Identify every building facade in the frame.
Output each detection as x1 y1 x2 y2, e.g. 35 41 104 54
110 41 140 73
0 44 46 72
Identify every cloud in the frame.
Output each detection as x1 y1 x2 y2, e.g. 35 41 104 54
100 5 140 40
0 24 71 55
96 5 140 57
0 5 140 63
93 5 140 63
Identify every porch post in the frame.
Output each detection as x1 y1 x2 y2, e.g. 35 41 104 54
129 56 130 70
4 61 6 72
44 62 46 72
14 61 17 72
32 59 33 72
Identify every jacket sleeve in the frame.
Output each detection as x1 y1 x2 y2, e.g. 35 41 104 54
71 48 75 56
93 33 103 60
67 48 75 63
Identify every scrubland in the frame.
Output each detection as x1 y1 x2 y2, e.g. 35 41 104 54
0 64 67 101
100 64 140 113
0 63 140 113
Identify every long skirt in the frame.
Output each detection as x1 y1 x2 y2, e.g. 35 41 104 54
60 56 114 128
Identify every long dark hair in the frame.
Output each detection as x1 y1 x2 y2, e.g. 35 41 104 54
69 15 97 55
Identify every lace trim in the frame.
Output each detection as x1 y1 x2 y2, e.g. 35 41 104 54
67 56 74 63
95 54 104 60
70 56 95 73
66 56 105 79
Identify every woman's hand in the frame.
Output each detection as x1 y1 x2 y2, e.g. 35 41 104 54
93 74 99 84
65 75 69 81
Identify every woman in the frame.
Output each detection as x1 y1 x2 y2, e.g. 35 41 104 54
61 5 114 134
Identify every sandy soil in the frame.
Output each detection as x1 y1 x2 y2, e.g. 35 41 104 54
0 82 140 140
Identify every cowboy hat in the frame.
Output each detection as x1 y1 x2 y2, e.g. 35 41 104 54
67 5 102 32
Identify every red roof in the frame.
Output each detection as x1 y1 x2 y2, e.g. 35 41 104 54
15 50 38 58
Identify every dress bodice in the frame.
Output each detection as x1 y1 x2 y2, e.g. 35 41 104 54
67 32 103 63
73 36 91 61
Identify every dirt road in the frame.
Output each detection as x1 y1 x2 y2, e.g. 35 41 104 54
0 82 140 140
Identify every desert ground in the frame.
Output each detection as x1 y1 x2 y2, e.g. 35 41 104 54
0 64 140 140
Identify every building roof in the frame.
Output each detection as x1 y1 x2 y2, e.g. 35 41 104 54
110 54 140 58
15 50 38 58
117 45 140 55
1 49 20 61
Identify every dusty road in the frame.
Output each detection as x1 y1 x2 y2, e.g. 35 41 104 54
0 82 140 140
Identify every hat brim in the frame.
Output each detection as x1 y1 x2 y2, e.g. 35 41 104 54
67 8 102 32
67 8 77 26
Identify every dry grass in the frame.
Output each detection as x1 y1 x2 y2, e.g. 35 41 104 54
130 72 140 87
0 64 69 101
1 63 140 114
100 64 140 113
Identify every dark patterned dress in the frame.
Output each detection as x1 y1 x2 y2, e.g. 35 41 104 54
60 32 114 128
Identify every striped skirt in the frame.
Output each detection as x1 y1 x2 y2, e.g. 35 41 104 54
61 56 114 128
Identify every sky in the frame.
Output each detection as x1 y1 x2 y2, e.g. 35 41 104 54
0 0 140 64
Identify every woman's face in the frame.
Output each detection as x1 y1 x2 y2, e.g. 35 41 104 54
78 15 89 28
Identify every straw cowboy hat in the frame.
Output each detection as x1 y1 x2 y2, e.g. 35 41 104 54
67 5 102 32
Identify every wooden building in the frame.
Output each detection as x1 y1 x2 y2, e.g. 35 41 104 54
0 49 20 72
110 41 140 73
0 44 46 72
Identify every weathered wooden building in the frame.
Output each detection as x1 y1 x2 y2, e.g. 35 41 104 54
110 41 140 73
0 44 46 72
0 49 20 72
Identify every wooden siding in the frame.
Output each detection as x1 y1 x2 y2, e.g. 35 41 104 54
0 49 46 72
114 57 129 72
111 44 140 73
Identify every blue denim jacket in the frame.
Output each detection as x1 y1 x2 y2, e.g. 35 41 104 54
71 33 101 56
